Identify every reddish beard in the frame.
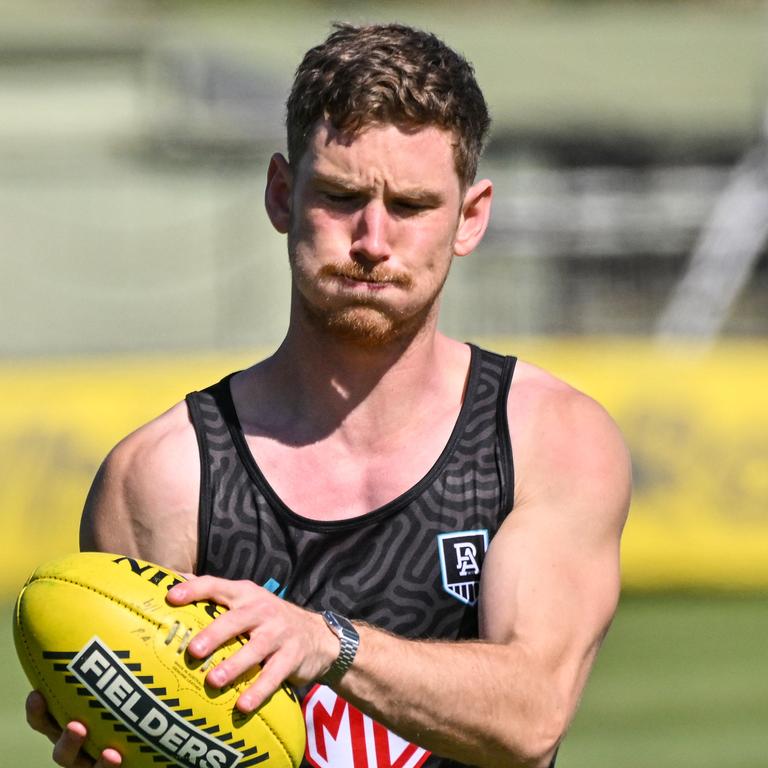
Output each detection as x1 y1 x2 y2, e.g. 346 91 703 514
293 261 440 347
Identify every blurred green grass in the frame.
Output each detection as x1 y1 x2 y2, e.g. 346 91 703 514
4 594 766 767
562 594 768 767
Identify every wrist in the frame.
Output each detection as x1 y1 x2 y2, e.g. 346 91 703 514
318 610 360 685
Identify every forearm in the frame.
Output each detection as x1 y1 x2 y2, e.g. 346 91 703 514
334 624 566 768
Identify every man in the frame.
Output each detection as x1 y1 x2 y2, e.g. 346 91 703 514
27 22 630 768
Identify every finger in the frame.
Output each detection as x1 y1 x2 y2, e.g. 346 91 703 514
206 634 272 688
187 605 264 659
26 690 62 744
236 654 294 713
167 575 252 607
52 721 93 768
94 748 123 767
52 724 123 768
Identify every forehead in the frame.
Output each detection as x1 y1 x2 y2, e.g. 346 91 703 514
297 120 460 191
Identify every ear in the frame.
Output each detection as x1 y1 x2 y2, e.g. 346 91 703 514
453 179 493 257
264 153 292 234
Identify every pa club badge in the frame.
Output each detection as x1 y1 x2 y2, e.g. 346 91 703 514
437 529 489 605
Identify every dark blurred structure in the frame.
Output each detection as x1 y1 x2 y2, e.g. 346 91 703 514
2 3 766 355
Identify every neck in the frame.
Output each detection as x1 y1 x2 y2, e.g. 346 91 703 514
235 305 469 448
278 305 444 417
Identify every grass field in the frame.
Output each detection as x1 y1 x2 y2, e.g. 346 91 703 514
561 594 767 767
3 593 765 767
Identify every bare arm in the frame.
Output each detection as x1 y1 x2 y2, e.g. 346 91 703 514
170 379 630 767
332 386 629 765
27 400 200 767
79 400 200 572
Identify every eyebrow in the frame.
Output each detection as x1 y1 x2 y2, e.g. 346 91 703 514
311 174 364 194
311 172 444 206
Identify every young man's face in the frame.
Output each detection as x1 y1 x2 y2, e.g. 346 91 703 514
282 119 470 346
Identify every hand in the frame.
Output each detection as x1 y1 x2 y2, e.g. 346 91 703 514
25 691 122 767
166 576 339 712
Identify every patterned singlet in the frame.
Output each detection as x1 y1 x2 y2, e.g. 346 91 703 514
186 344 518 768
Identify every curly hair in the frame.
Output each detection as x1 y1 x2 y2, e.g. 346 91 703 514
286 23 491 188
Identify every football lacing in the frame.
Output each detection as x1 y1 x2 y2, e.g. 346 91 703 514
164 620 215 670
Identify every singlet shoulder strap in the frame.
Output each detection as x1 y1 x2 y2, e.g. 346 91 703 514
467 345 517 515
185 374 239 574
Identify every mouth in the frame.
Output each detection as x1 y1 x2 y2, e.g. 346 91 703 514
315 263 413 292
337 275 393 291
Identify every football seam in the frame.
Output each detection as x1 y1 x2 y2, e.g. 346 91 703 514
16 587 114 764
16 585 65 725
20 574 301 767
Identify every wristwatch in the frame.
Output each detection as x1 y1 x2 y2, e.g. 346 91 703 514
320 610 360 685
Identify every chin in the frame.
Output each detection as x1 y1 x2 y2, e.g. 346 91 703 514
321 307 404 346
304 302 427 348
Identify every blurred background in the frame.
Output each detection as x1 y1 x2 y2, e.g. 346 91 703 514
1 0 766 765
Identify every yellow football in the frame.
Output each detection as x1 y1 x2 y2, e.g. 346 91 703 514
14 551 306 768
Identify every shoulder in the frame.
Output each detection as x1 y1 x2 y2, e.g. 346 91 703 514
112 401 201 504
110 399 200 481
80 400 201 572
507 359 631 530
479 361 631 707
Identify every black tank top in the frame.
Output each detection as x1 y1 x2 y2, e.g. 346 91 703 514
186 344 518 768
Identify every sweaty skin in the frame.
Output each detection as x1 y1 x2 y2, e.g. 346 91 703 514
27 123 630 768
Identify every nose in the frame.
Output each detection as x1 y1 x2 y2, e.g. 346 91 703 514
350 200 391 264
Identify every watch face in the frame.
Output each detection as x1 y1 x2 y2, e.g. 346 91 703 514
322 610 340 633
324 610 355 636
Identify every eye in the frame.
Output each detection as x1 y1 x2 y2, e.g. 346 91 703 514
390 199 428 215
322 191 360 206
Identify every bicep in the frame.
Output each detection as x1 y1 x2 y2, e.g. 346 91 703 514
80 454 135 553
79 448 154 558
479 399 630 712
480 508 622 674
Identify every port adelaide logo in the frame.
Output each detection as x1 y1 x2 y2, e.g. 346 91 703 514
437 529 489 605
